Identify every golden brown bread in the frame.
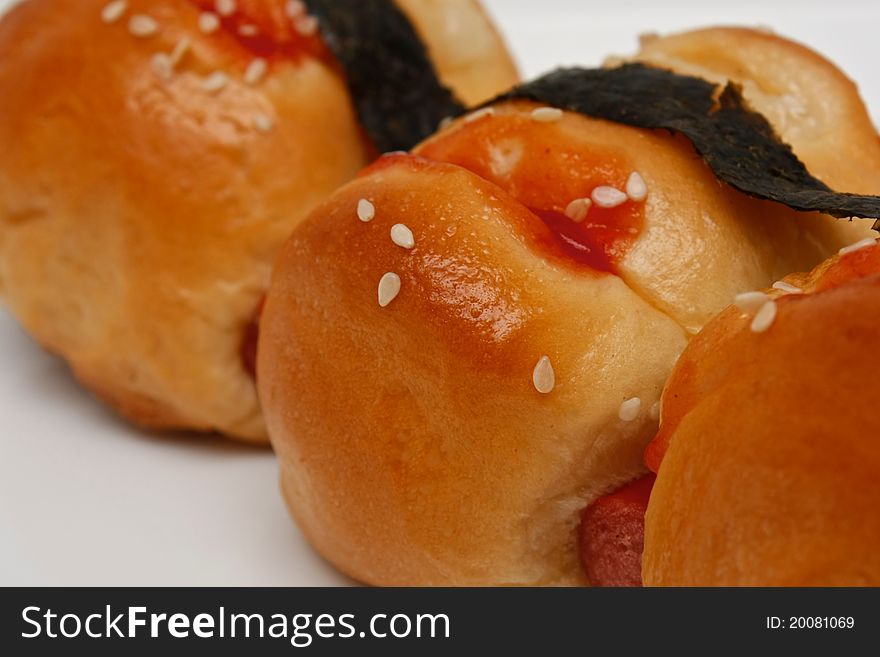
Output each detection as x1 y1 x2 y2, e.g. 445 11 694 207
0 0 517 441
260 148 688 585
396 0 519 106
260 34 880 586
644 242 880 586
419 102 870 335
631 26 880 198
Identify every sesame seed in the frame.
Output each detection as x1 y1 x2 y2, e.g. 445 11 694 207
532 356 555 394
625 171 648 202
772 281 802 294
150 53 173 81
357 199 375 223
734 291 770 313
253 114 274 133
238 24 259 37
200 71 230 93
750 300 777 333
170 37 191 66
101 0 128 24
488 140 524 178
591 185 628 209
564 198 592 223
295 15 319 36
215 0 237 17
530 107 563 122
285 0 306 18
150 38 191 82
128 14 159 37
839 236 877 255
198 12 220 34
438 116 454 130
244 58 267 85
378 273 401 308
649 401 661 422
463 107 495 124
390 224 415 249
619 397 642 422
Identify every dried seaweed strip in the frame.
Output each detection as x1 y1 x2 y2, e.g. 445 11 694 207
495 64 880 220
304 0 465 153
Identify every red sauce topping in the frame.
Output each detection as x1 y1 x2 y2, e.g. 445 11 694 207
814 242 880 293
186 0 327 63
358 151 434 177
416 112 644 275
241 297 265 380
529 208 638 274
579 474 655 586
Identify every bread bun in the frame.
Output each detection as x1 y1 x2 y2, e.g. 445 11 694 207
396 0 519 106
260 62 878 584
643 241 880 585
0 0 517 441
631 27 880 202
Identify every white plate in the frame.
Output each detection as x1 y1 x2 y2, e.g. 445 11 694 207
1 0 877 586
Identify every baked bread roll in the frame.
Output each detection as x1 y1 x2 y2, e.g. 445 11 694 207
0 0 517 441
643 240 880 585
259 28 880 585
631 27 880 198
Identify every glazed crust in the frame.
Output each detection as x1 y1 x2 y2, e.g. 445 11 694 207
420 102 868 335
644 244 880 586
260 28 880 584
261 152 687 585
261 91 876 584
0 0 517 441
632 27 880 198
396 0 519 106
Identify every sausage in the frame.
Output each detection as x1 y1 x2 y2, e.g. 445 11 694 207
241 297 265 380
579 474 655 586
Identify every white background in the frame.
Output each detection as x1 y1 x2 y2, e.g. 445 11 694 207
1 0 878 585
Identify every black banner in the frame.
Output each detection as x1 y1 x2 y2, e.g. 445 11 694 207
0 588 875 654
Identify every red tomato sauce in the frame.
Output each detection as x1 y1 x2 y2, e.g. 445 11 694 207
814 242 880 293
417 112 644 275
187 0 328 63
